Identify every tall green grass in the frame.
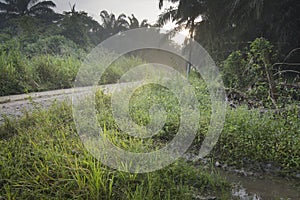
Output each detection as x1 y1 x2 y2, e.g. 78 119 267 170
0 36 83 96
0 42 147 96
31 55 81 91
0 49 81 96
1 59 299 199
0 47 30 95
95 73 300 177
215 105 300 176
0 100 230 199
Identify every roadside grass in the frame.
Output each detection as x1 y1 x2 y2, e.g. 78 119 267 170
95 74 300 177
0 46 144 96
0 99 230 199
0 50 81 96
1 72 299 199
215 105 300 176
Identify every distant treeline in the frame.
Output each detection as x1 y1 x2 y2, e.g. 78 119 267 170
0 1 151 50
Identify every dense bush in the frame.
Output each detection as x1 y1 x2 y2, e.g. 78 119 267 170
23 35 86 58
0 47 31 95
0 36 149 96
99 56 145 84
221 38 299 108
31 55 81 90
0 40 81 96
215 106 300 175
221 38 279 107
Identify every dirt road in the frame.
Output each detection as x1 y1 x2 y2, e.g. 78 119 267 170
0 83 136 125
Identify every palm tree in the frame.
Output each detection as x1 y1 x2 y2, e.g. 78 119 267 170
100 10 129 38
228 0 300 54
158 0 300 59
158 0 204 77
0 0 56 17
158 0 204 39
128 14 150 29
60 4 104 47
0 0 57 37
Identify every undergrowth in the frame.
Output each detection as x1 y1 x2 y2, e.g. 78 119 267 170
0 70 299 199
0 100 230 199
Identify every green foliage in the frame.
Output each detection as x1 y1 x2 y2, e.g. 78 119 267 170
0 32 12 43
1 15 59 39
0 100 230 199
0 38 82 96
60 6 94 48
0 0 56 17
0 36 151 96
100 56 145 85
222 38 275 87
0 33 86 58
221 38 287 107
96 73 211 146
249 38 274 60
31 55 81 90
0 45 31 95
215 105 300 176
221 51 248 89
0 2 152 50
159 0 300 59
24 35 85 58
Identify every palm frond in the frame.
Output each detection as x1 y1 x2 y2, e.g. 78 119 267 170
30 1 56 10
28 0 39 8
128 14 139 28
100 10 109 19
159 0 164 9
29 6 55 15
157 7 177 26
159 0 180 9
140 19 150 27
0 0 18 14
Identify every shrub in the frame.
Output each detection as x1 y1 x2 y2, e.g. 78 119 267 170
0 47 32 95
215 105 300 175
221 38 280 107
31 55 81 90
99 56 145 85
23 35 86 58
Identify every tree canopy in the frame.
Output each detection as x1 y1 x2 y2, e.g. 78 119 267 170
0 0 151 49
0 0 56 16
158 0 300 59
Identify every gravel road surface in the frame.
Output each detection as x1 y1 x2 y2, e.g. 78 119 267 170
0 83 139 126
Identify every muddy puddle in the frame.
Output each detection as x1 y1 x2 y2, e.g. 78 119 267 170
184 154 299 199
218 169 300 199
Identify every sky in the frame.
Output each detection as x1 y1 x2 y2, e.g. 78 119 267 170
53 0 173 25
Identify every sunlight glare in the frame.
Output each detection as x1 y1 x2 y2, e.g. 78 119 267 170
162 21 190 44
179 28 190 38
